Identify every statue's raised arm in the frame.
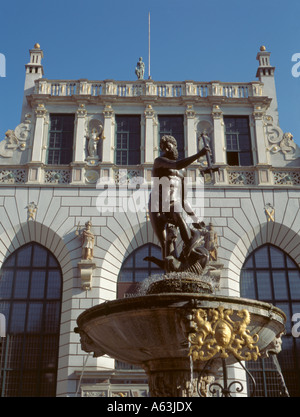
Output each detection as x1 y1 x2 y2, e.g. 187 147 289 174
147 135 210 275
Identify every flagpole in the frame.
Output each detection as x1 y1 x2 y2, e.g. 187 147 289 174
148 12 151 79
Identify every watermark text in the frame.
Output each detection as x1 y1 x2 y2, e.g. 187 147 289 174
0 53 6 77
291 53 300 78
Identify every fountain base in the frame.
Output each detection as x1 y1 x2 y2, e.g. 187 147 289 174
75 291 286 397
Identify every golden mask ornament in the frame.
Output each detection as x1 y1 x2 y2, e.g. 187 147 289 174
188 306 260 362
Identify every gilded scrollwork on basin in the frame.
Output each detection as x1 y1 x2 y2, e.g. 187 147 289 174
188 306 260 362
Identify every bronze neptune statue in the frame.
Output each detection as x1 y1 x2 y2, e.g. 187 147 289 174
146 134 212 274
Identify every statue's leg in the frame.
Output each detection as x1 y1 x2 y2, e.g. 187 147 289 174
171 211 191 246
183 199 205 229
149 211 167 258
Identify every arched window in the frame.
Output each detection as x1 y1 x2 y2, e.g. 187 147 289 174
241 244 300 397
116 243 163 372
0 243 62 397
117 244 163 299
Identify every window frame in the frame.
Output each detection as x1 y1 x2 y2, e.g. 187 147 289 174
115 115 141 166
158 115 185 159
47 113 75 165
224 115 253 166
0 243 62 397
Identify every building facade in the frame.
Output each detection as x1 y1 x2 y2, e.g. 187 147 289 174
0 44 299 397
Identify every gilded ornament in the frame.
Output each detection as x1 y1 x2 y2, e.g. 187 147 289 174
189 306 260 362
26 202 37 221
264 203 275 222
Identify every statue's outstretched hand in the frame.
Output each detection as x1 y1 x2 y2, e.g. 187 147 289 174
199 145 211 157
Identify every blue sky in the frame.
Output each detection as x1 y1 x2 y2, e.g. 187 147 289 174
0 0 300 146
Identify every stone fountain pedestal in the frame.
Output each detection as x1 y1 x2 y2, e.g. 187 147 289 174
75 281 286 397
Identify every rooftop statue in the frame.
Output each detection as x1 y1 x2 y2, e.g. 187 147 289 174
135 57 145 80
146 134 212 275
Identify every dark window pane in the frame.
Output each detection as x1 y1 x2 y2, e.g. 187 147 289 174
224 116 252 166
286 256 297 268
119 270 133 282
14 271 30 298
44 302 60 333
3 254 15 267
47 114 74 165
26 303 43 333
289 271 300 299
239 134 251 149
0 270 14 298
115 116 141 165
227 152 239 166
32 245 48 267
254 246 269 268
23 335 41 369
269 246 285 268
48 255 59 267
273 271 288 299
10 302 27 333
135 270 149 282
47 271 61 299
240 270 256 299
158 115 184 159
122 256 133 268
135 246 149 267
30 271 46 299
151 246 162 258
256 271 272 299
17 246 32 267
239 152 253 166
244 255 253 268
117 244 164 293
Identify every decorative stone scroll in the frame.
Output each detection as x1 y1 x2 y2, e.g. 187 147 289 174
0 114 32 158
265 115 298 161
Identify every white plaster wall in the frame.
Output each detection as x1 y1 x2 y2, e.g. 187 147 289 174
0 185 299 395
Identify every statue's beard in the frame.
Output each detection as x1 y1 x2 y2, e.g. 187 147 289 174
165 148 178 160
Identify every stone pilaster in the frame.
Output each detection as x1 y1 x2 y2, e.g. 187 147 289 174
102 105 114 163
211 105 226 165
252 105 268 165
185 105 197 157
144 105 155 163
74 104 87 163
31 104 47 162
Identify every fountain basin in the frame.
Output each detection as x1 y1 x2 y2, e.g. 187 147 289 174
75 293 286 396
